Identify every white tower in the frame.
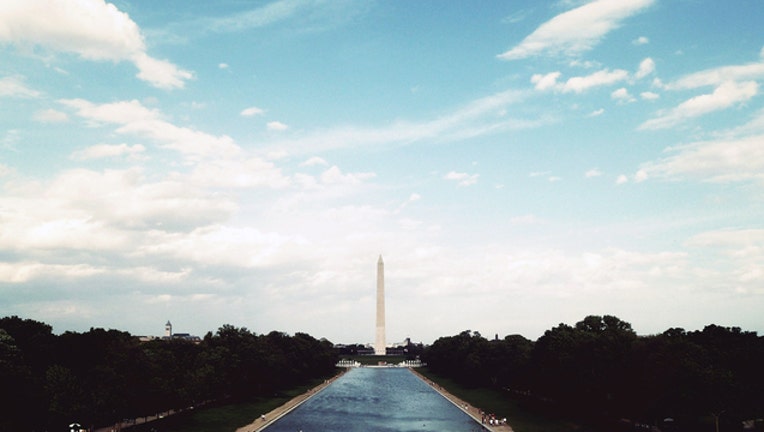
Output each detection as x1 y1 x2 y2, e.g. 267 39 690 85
375 255 386 355
165 320 172 338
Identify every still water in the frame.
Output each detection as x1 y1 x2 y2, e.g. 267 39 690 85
264 368 486 432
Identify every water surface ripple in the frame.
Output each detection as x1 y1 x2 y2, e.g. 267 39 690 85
264 368 485 432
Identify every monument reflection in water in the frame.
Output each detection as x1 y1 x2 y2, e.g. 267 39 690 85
264 368 485 432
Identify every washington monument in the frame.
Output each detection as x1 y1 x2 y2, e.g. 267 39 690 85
375 255 386 355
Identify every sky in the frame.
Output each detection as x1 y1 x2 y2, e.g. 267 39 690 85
1 0 763 345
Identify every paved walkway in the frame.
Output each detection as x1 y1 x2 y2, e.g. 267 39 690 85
97 368 513 432
94 410 181 432
93 373 343 432
409 369 514 432
240 367 513 432
235 370 346 432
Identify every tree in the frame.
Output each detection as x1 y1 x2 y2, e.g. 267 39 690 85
0 329 41 430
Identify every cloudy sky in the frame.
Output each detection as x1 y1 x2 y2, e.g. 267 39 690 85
1 0 763 344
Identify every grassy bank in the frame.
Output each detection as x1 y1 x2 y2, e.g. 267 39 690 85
127 376 329 432
125 366 586 432
416 368 587 432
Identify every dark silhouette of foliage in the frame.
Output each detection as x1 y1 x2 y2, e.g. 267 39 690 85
0 316 337 431
423 330 534 391
423 315 764 432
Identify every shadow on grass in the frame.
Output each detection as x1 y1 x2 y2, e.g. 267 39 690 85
127 368 591 432
416 368 590 432
128 378 327 432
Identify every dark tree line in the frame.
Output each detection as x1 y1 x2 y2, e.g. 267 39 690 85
422 315 764 432
0 316 337 432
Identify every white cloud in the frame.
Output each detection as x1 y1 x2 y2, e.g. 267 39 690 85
0 0 192 89
132 52 193 90
616 174 629 184
1 129 20 151
640 91 660 100
641 134 764 183
532 69 629 93
502 9 531 25
0 75 41 98
300 156 329 167
585 168 602 178
186 158 290 189
611 87 635 103
205 0 308 33
267 121 289 131
588 108 605 117
686 229 764 291
633 36 649 45
723 108 764 136
140 225 310 269
510 214 541 225
687 228 764 251
643 110 764 182
569 59 600 69
240 106 265 117
667 60 764 90
262 89 536 155
196 0 366 37
635 57 655 79
563 69 629 93
33 108 69 123
394 192 423 215
0 160 294 291
0 169 246 273
218 63 229 69
497 0 655 60
531 71 561 90
70 143 146 161
444 171 479 186
320 166 375 185
0 262 105 284
49 168 238 230
640 81 759 130
60 98 242 160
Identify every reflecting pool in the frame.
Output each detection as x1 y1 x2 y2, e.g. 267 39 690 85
264 368 485 432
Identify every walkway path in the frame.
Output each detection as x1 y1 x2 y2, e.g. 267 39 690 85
235 370 346 432
99 367 513 432
409 369 514 432
239 367 513 432
94 373 343 432
94 409 183 432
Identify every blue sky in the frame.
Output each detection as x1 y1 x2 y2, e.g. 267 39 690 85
1 0 763 344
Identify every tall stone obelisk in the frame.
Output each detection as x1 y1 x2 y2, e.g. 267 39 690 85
375 255 386 355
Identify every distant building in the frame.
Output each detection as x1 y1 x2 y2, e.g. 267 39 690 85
171 332 201 343
137 321 200 344
334 338 423 357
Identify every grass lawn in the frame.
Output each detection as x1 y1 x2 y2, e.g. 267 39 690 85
417 368 590 432
126 367 590 432
128 378 327 432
